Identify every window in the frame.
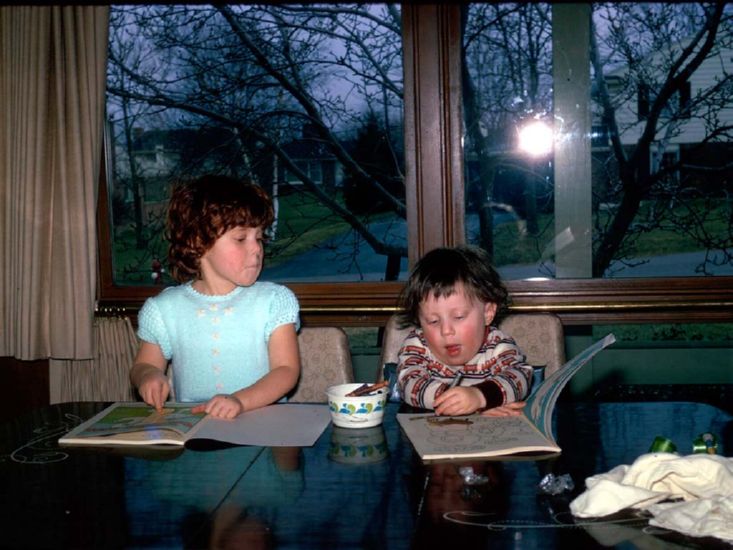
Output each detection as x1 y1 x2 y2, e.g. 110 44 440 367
284 162 322 185
638 81 692 121
591 3 732 279
105 4 405 287
100 3 733 326
655 148 681 186
461 3 733 281
462 4 554 278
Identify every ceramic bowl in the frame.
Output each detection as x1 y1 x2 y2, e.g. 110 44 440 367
326 383 387 429
328 426 388 464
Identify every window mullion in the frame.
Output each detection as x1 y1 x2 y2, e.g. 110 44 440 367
402 3 465 268
552 3 593 278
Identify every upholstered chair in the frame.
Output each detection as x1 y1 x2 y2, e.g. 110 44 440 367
497 313 566 377
376 313 566 381
288 327 354 403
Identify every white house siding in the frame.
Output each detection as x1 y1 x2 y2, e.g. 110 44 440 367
603 45 733 147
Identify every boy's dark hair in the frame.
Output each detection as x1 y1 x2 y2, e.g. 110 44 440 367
166 174 274 283
397 245 508 327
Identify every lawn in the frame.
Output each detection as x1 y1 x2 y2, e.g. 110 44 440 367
491 198 731 268
111 188 394 282
265 190 359 268
111 194 730 283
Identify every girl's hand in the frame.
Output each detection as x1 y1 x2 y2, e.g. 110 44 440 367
481 401 526 417
434 387 485 416
138 370 170 412
192 394 244 419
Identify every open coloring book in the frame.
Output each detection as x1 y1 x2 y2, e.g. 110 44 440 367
397 333 616 461
59 402 331 448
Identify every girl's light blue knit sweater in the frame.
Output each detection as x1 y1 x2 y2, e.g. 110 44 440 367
137 281 300 402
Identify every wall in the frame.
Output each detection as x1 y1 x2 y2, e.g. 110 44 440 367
351 336 733 399
565 334 733 399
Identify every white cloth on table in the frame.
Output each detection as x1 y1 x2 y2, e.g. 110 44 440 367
569 452 733 542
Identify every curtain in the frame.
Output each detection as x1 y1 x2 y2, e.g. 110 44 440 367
50 316 138 404
0 6 109 360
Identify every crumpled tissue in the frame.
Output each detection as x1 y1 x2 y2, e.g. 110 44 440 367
569 452 733 542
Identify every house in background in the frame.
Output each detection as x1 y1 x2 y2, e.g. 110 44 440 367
109 125 275 224
112 122 344 208
276 123 344 194
591 38 733 193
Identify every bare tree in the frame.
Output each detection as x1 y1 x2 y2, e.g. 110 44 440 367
591 2 733 276
107 3 732 281
106 4 406 279
461 4 553 260
107 9 166 250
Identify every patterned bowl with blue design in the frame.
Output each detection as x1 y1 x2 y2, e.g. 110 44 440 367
329 426 388 464
326 383 388 428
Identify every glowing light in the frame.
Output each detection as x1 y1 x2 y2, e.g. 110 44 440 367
518 120 553 157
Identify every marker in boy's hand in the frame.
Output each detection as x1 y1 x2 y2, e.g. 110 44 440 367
433 384 486 416
448 372 464 390
433 373 475 416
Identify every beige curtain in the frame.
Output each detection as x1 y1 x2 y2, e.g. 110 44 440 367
0 6 109 360
50 316 138 404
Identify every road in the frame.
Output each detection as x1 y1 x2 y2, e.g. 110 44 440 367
261 215 733 282
262 218 408 282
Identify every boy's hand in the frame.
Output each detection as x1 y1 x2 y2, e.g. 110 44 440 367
138 370 170 412
481 401 526 417
433 387 485 416
192 394 244 419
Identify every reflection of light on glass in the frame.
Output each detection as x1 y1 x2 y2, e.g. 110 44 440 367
518 120 553 157
540 227 575 262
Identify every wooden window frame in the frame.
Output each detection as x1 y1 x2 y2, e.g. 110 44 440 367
97 3 733 327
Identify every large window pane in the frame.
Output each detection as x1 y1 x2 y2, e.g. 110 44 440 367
464 3 733 281
590 3 733 278
106 4 406 286
462 4 556 280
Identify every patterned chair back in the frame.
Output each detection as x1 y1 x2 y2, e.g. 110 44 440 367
289 327 354 403
377 313 566 380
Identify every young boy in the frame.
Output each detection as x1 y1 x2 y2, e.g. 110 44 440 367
396 246 532 416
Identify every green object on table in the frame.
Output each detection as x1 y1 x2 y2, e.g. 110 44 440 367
649 435 677 453
692 432 718 455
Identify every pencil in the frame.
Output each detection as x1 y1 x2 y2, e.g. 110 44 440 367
407 373 465 422
448 372 464 389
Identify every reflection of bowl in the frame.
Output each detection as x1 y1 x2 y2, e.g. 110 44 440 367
326 383 387 429
329 426 388 464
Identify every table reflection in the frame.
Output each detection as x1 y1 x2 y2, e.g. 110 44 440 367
0 398 731 549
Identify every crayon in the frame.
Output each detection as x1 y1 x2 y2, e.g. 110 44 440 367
346 380 389 397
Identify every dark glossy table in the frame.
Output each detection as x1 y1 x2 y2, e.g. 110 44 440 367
1 399 731 549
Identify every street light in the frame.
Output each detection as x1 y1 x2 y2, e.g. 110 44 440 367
517 119 554 157
516 118 553 237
